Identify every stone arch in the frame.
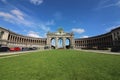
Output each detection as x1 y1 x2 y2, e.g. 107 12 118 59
58 38 63 49
47 29 74 49
51 38 56 49
66 38 71 49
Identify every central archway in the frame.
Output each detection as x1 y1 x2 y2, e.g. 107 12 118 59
58 38 63 49
47 28 75 49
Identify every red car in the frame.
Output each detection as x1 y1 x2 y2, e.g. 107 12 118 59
9 47 15 51
10 47 21 51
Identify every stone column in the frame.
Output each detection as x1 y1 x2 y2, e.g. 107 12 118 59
70 37 75 49
62 38 64 48
15 35 17 43
63 37 66 49
11 35 13 41
55 37 58 49
47 36 51 49
9 35 12 41
111 32 114 47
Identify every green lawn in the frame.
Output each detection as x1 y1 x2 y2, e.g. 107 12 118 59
0 50 120 80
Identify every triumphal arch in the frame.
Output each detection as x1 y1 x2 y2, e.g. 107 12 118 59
47 28 75 49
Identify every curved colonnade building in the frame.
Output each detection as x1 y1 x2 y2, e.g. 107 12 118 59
0 26 120 51
75 32 113 49
0 27 46 49
75 27 120 50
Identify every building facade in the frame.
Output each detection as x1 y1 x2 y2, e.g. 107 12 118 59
0 26 120 51
111 27 120 48
47 28 74 49
75 32 113 50
0 27 46 49
75 27 120 50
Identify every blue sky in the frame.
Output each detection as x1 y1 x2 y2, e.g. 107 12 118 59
0 0 120 38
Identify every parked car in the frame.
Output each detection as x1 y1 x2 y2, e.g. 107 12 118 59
44 46 50 49
28 47 38 50
10 47 21 51
22 47 29 51
14 47 21 51
9 47 15 51
0 47 10 52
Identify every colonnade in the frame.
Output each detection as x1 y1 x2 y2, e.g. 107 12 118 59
75 33 113 49
6 33 46 47
8 34 46 44
111 28 120 47
0 26 120 50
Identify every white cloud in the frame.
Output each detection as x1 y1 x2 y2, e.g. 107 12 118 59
27 31 42 38
95 0 120 10
11 9 24 20
116 0 120 7
30 0 43 5
39 24 50 32
0 12 14 19
0 9 33 26
72 28 85 34
45 20 55 25
1 0 7 3
37 20 55 32
106 25 120 31
0 9 53 33
81 36 89 38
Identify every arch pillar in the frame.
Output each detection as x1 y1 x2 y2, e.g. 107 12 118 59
63 37 66 49
55 37 58 49
47 37 51 49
